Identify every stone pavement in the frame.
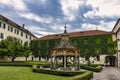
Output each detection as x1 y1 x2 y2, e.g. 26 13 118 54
91 67 120 80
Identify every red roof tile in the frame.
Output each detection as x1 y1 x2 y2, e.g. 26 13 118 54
34 30 112 41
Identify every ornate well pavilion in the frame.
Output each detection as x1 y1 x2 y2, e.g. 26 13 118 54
51 26 80 70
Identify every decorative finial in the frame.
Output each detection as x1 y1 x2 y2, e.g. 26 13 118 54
64 25 67 33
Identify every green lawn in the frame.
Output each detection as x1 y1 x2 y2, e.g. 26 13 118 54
0 66 70 80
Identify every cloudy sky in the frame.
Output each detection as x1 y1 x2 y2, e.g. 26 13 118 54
0 0 120 37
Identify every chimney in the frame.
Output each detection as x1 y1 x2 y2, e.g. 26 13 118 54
22 24 25 28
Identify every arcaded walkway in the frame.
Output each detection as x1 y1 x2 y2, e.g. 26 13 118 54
91 67 120 80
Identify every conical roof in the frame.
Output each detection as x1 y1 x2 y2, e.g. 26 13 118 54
54 39 77 49
53 26 77 50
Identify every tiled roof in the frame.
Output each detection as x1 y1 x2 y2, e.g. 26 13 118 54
35 30 112 41
54 39 77 49
0 14 37 38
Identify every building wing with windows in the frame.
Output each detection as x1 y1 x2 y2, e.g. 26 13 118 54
0 15 37 44
112 18 120 67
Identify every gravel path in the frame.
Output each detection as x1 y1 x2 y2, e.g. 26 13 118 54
91 67 120 80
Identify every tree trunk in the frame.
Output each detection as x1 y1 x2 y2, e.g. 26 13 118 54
46 57 49 61
25 57 27 61
11 57 15 62
87 58 91 66
39 56 41 61
31 56 34 61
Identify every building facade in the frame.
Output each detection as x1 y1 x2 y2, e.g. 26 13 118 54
32 30 113 64
0 15 37 61
112 18 120 67
0 15 36 44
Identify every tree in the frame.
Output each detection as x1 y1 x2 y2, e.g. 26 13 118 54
0 36 23 61
30 41 41 61
106 41 117 56
0 39 8 56
22 41 30 61
7 36 23 61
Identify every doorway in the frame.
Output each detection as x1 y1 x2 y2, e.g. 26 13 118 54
105 56 116 66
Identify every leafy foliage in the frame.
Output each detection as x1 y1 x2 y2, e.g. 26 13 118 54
31 39 59 60
22 41 30 61
0 36 30 61
31 34 116 61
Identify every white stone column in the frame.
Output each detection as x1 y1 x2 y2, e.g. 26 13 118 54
78 56 80 70
75 55 77 70
51 56 53 68
64 55 66 69
53 56 56 68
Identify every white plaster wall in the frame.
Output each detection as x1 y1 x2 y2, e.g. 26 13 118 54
0 20 35 43
80 55 107 64
113 20 120 33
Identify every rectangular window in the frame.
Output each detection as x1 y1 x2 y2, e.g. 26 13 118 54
0 33 4 38
21 32 23 36
11 27 13 32
8 26 10 31
0 22 5 29
3 23 5 29
17 30 19 34
14 29 16 33
26 34 28 39
0 22 1 27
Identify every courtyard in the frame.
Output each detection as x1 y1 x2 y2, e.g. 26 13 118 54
0 0 120 80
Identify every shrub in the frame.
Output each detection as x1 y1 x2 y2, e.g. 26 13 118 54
41 64 51 68
0 61 51 67
32 65 93 80
32 65 39 72
0 62 32 67
33 66 84 76
80 65 102 72
71 71 93 80
89 64 103 67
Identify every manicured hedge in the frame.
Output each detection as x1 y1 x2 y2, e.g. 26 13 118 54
80 65 102 72
32 65 93 80
33 65 84 76
0 62 32 67
71 71 93 80
0 61 51 67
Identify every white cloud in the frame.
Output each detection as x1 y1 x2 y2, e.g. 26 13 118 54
19 13 53 23
50 24 65 33
60 0 85 21
84 0 120 18
81 23 97 30
29 26 46 31
28 25 55 37
81 21 116 31
0 0 27 11
36 31 55 37
99 21 116 31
